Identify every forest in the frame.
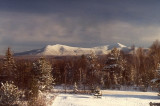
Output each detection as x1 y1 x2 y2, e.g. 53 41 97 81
1 40 160 105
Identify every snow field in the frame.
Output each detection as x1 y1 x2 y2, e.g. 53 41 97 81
52 90 160 106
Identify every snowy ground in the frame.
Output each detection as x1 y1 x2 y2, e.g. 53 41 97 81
52 90 160 106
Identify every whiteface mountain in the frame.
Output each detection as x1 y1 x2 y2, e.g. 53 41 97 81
14 43 131 56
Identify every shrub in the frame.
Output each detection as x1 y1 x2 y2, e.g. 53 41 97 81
0 81 23 106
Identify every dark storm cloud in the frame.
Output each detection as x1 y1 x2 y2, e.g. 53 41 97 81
1 0 160 23
0 0 160 53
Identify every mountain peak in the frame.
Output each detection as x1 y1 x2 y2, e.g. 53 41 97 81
15 43 130 56
46 44 66 48
54 44 66 46
117 43 126 48
108 43 127 50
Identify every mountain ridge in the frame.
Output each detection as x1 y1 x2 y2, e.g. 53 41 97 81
14 43 131 56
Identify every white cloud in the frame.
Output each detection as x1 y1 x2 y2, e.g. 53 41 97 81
96 21 160 46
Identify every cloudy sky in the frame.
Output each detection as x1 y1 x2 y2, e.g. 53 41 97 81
0 0 160 53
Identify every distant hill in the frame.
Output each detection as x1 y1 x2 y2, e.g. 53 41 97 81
15 43 131 56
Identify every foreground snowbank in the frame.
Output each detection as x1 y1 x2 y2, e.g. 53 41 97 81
52 90 160 106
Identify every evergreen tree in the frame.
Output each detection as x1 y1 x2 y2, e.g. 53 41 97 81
0 48 17 82
32 57 54 91
129 66 136 85
0 81 23 106
103 48 126 88
73 82 78 94
86 52 100 86
100 77 105 88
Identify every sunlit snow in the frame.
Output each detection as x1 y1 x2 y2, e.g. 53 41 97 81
52 90 160 106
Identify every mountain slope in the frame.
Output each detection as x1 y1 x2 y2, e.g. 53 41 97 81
15 43 131 56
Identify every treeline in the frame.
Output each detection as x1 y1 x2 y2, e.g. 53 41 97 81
1 40 160 92
51 40 160 90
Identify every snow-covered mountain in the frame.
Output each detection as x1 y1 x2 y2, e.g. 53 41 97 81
15 43 131 56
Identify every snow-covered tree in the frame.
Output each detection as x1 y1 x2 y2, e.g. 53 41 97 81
73 82 78 94
32 57 54 91
100 77 105 88
0 48 17 82
86 52 100 86
0 81 23 106
150 40 160 65
103 48 127 87
90 84 95 93
129 66 136 85
134 47 151 88
79 55 87 91
151 63 160 95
